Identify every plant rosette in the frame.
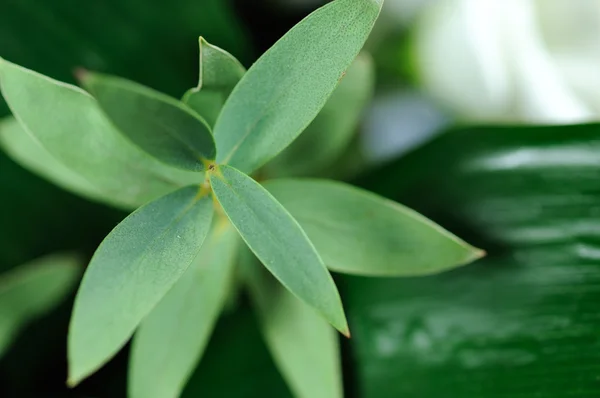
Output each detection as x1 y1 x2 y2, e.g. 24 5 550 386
0 1 483 397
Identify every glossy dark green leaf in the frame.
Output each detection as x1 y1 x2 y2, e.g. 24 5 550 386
214 0 384 174
209 165 349 335
243 248 342 398
266 179 482 276
0 253 81 358
129 218 239 398
347 123 600 397
68 186 213 386
0 58 200 209
265 53 375 177
81 72 216 172
182 38 246 128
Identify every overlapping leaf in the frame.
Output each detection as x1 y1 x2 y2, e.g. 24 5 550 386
347 123 600 398
82 72 216 171
266 179 482 276
265 54 375 177
0 0 252 118
244 249 342 398
181 304 292 398
210 165 348 335
0 117 108 204
214 0 384 174
129 219 239 398
0 59 200 209
183 38 246 127
68 186 213 385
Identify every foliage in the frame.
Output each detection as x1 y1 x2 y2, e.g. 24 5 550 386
349 123 600 397
0 0 486 397
0 253 80 359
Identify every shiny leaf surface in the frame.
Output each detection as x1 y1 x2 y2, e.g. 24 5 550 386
182 38 246 127
210 165 349 335
214 0 384 174
346 123 600 397
129 218 239 398
82 72 216 171
266 179 483 276
68 186 213 386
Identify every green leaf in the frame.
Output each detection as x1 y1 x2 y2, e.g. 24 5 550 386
81 72 216 172
243 249 343 398
348 123 600 397
0 117 108 204
0 0 252 118
0 58 200 209
182 37 246 128
129 218 239 398
0 136 121 277
182 303 292 398
214 0 384 174
68 186 213 386
265 53 375 177
265 179 483 276
209 165 348 335
0 253 80 358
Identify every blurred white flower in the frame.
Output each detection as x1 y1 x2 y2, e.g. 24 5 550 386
386 0 440 25
413 0 600 124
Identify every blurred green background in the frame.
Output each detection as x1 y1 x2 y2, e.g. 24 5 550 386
1 0 600 397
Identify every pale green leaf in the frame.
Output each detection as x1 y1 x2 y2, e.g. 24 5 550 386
81 72 216 172
129 218 239 398
265 179 484 276
221 264 244 315
243 249 342 398
182 37 246 127
214 0 384 174
0 117 108 204
0 58 200 209
209 165 348 335
68 186 214 386
0 253 81 358
265 53 375 177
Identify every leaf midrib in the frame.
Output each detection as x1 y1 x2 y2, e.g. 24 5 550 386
213 174 326 301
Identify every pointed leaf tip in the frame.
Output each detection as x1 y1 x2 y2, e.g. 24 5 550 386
265 179 484 277
68 186 214 384
245 254 344 398
182 38 246 128
475 248 487 259
214 0 385 174
210 166 348 333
